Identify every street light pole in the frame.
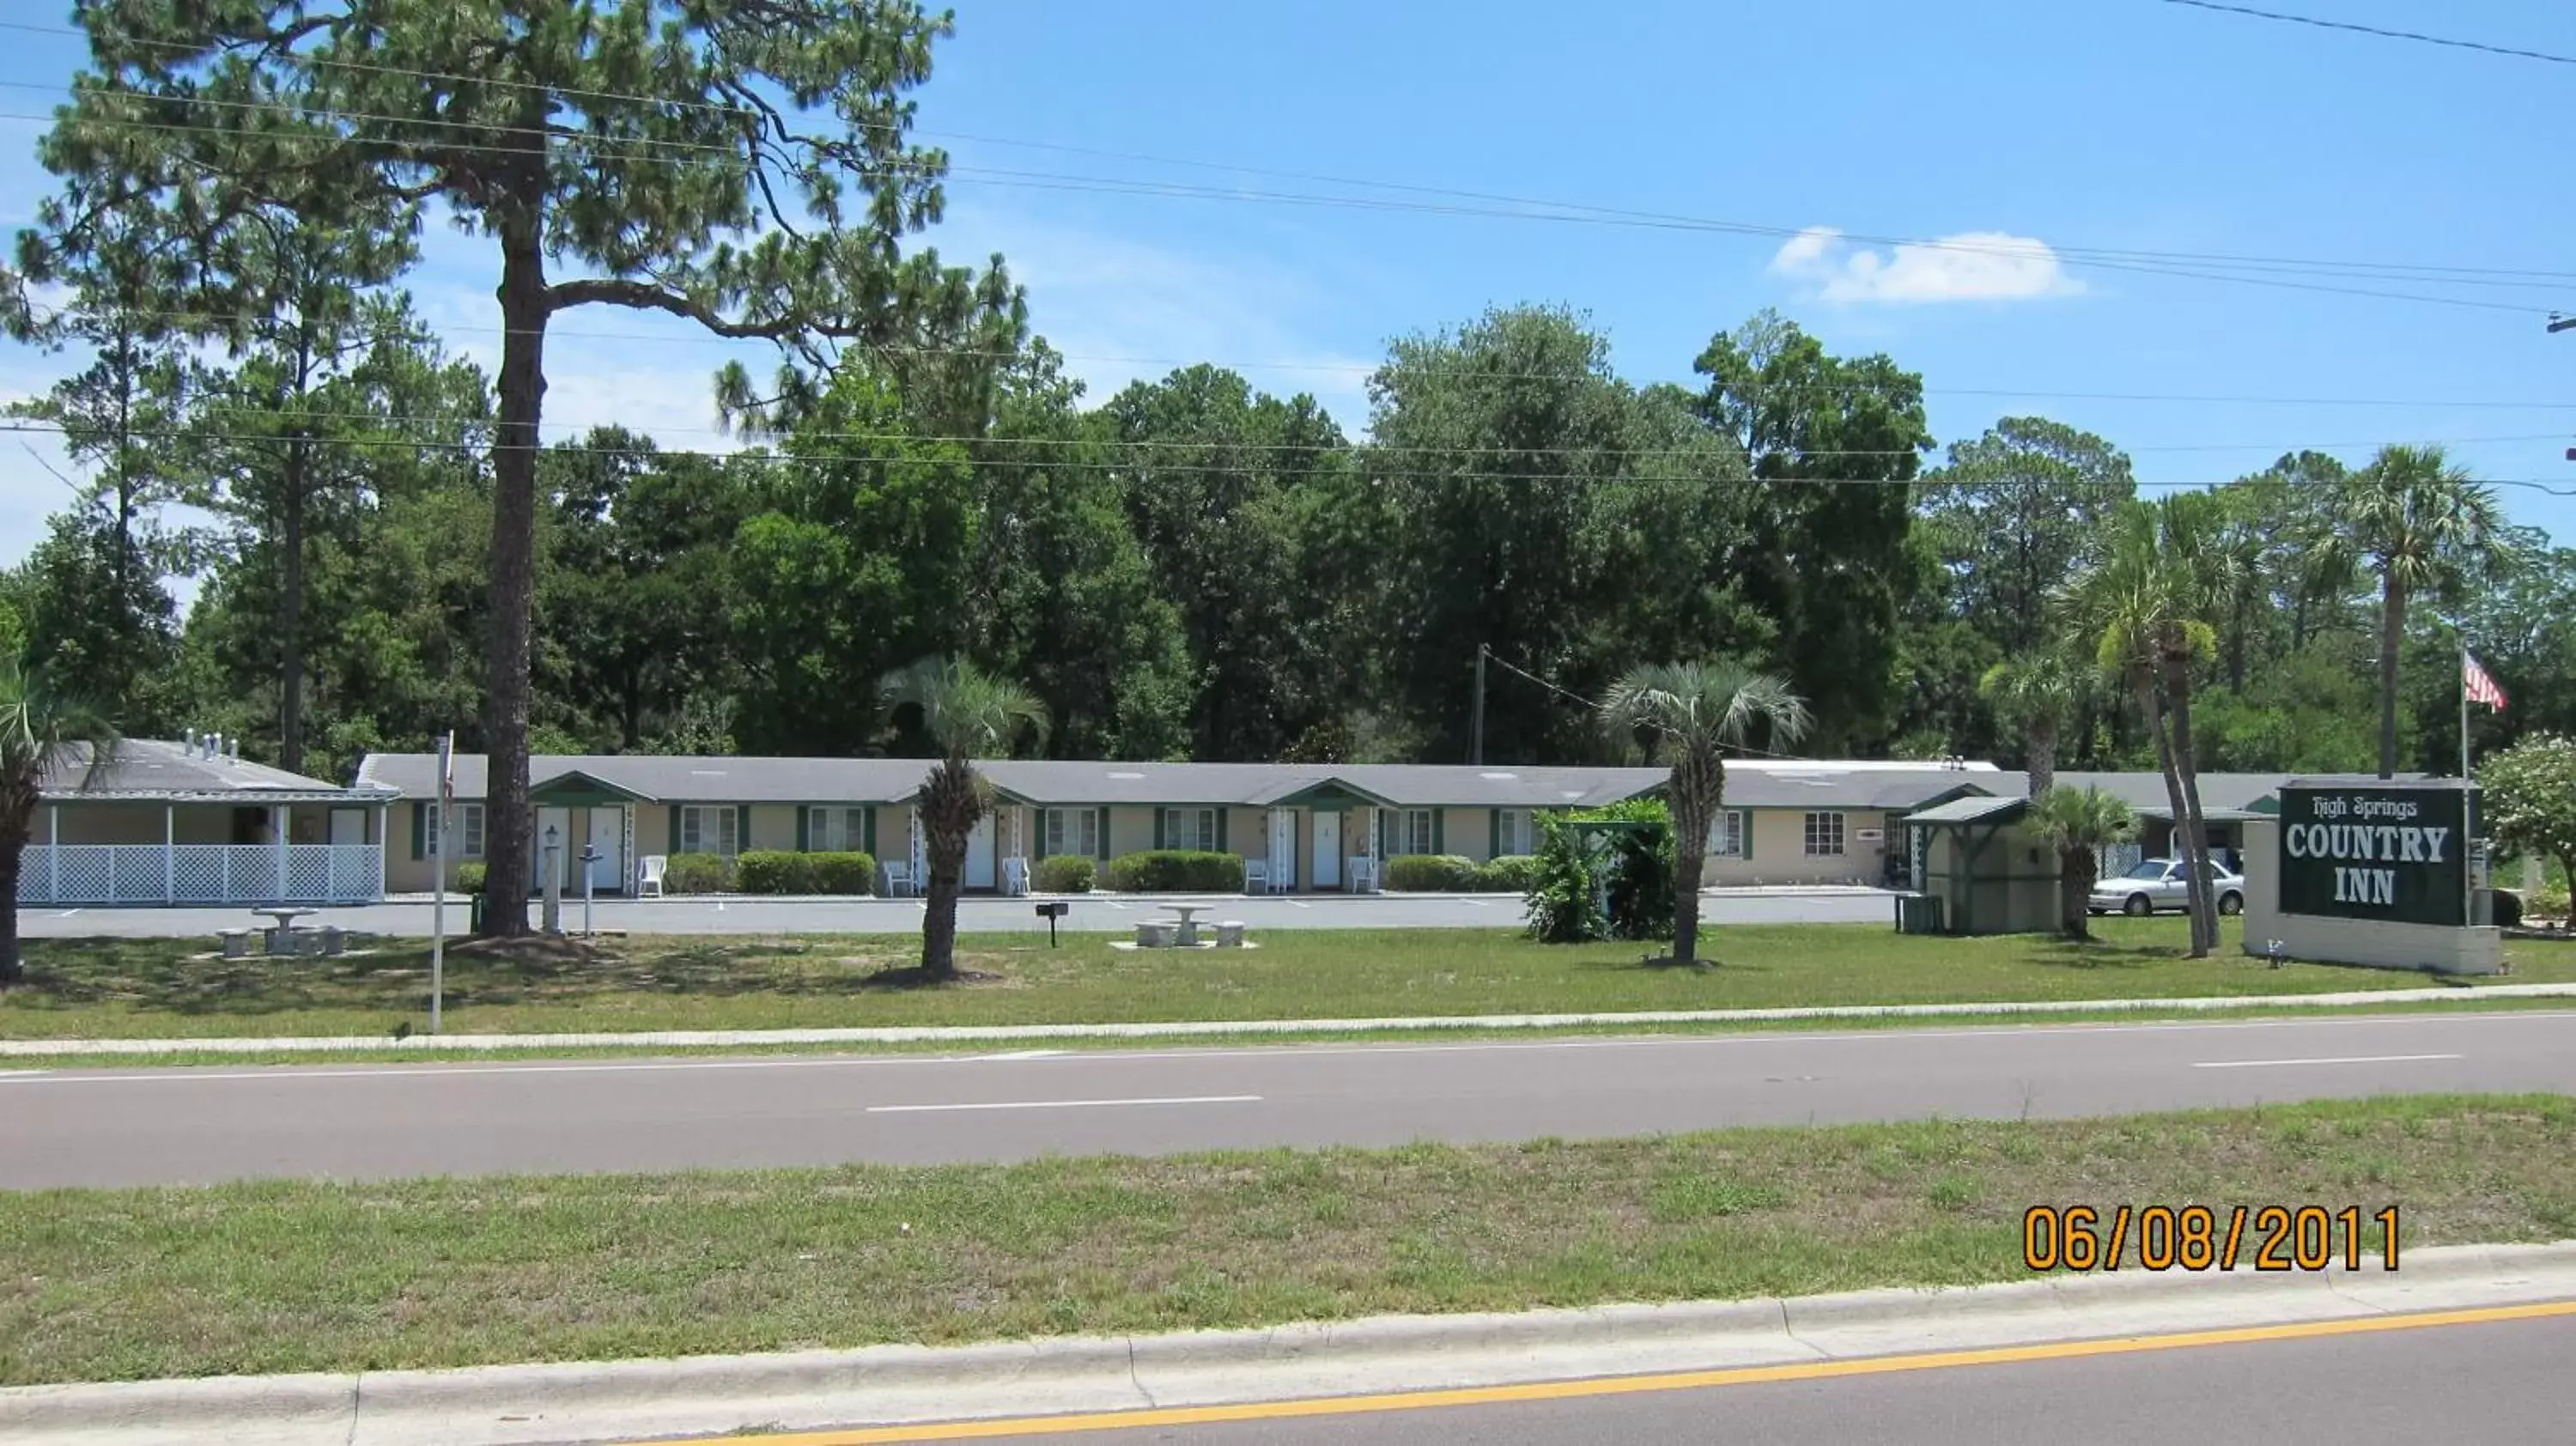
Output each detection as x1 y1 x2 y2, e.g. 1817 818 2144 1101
1470 643 1487 766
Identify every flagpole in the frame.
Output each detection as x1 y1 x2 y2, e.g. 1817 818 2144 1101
2459 642 2476 929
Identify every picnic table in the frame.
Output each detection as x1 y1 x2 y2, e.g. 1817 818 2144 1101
252 907 317 956
1159 902 1210 946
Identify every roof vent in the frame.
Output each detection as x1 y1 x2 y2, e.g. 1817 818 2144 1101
1478 771 1518 781
1107 770 1145 780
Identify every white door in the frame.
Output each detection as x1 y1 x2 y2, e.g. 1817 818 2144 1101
329 808 367 846
1312 811 1342 889
1267 809 1297 890
965 813 996 889
586 807 625 893
532 807 572 890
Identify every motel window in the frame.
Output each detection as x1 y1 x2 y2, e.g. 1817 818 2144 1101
1497 808 1533 857
808 806 866 853
1390 808 1435 857
1803 811 1846 857
1162 807 1217 853
426 802 485 860
680 805 739 858
1707 811 1746 859
1043 808 1101 859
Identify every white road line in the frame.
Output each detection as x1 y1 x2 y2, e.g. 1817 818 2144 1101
52 908 80 918
1290 900 1312 908
1457 899 1489 908
981 1049 1067 1060
2192 1053 2464 1070
868 1094 1261 1115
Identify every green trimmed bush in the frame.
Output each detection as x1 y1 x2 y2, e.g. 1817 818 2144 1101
1102 850 1244 892
661 852 736 894
2530 881 2569 926
735 851 812 895
806 852 877 895
1476 854 1543 892
453 860 487 896
1385 854 1480 891
1034 854 1097 894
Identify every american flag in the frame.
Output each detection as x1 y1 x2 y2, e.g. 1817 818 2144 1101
2464 653 2509 712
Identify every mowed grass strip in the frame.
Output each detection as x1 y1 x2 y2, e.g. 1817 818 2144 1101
6 1095 2576 1386
7 920 2573 1041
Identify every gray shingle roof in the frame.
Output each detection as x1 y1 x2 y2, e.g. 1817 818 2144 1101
45 739 382 801
1903 793 2030 826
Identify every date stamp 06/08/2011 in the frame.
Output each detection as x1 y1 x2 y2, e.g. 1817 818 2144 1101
2022 1205 2403 1273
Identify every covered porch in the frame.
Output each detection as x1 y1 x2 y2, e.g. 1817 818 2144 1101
19 799 391 907
1244 781 1390 894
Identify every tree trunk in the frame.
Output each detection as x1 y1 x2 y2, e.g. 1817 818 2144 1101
1668 750 1721 965
2162 639 2217 956
0 840 21 987
478 218 549 939
2377 579 2406 780
2130 661 2205 957
2027 719 2058 799
2058 842 2096 940
278 433 308 775
918 758 976 980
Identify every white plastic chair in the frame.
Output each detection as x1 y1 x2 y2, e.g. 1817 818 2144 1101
1349 857 1379 894
1243 860 1268 895
636 854 667 898
881 860 914 898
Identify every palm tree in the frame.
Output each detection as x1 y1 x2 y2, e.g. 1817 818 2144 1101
2318 446 2506 779
2149 493 2227 949
878 657 1048 981
2060 501 2220 957
1 657 116 987
1600 659 1811 965
1978 653 2081 797
2027 785 2136 940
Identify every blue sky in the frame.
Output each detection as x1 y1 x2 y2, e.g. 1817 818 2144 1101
5 0 2574 576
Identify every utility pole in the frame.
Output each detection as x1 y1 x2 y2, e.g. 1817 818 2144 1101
1470 643 1488 766
2556 317 2576 459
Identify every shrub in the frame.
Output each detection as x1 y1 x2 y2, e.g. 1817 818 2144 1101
1385 854 1480 891
2491 889 2524 930
1102 850 1244 892
1522 801 1674 944
734 851 812 895
806 851 877 895
452 860 487 896
661 852 736 894
1034 854 1097 894
2529 881 2570 926
1476 854 1543 892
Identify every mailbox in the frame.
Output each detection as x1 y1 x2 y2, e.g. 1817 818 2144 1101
1034 899 1069 945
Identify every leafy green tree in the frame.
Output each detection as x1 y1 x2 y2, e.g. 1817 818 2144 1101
2451 528 2576 755
1694 309 1932 752
1600 660 1812 964
1 655 116 985
2316 446 2507 779
878 657 1048 981
39 1 1025 933
1921 417 2133 660
2480 734 2576 917
15 502 179 733
2027 785 2136 940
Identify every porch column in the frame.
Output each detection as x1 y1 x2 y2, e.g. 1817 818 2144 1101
272 804 288 903
163 804 175 903
47 804 58 902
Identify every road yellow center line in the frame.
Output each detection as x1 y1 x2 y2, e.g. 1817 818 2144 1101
627 1297 2576 1444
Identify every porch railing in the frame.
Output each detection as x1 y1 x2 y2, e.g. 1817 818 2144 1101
15 844 385 906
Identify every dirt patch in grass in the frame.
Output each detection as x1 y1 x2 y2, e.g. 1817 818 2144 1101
3 1095 2572 1386
854 965 1010 989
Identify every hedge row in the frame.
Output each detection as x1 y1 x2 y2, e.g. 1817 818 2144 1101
1103 850 1244 893
735 851 878 896
1033 854 1097 894
1384 854 1540 892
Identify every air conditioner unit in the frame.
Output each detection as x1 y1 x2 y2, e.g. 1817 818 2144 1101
1855 829 1884 842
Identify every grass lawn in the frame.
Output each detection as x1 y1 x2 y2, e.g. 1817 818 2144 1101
4 919 2572 1042
4 1094 2572 1386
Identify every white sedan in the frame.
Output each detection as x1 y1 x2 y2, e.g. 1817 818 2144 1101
2090 858 2245 917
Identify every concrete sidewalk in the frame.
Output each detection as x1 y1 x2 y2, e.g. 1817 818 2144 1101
9 1242 2571 1446
4 981 2573 1059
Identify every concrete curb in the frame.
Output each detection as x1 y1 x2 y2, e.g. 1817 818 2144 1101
6 981 2574 1059
10 1243 2575 1446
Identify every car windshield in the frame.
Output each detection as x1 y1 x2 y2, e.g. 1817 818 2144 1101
2121 861 2169 880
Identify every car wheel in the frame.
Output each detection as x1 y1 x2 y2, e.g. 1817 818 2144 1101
2219 891 2244 916
2123 894 2152 917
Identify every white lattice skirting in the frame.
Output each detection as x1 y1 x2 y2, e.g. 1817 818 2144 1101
16 844 384 905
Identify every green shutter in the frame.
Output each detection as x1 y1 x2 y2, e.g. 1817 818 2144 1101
736 805 750 856
795 807 810 853
864 805 878 856
669 804 683 855
1740 811 1753 861
1096 807 1110 860
1216 808 1229 854
410 802 426 860
1488 809 1501 860
1431 810 1445 855
1153 810 1167 850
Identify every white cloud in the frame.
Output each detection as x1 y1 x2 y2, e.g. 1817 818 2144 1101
1770 225 2082 304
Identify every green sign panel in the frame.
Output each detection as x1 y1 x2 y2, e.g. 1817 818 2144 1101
2275 785 2474 927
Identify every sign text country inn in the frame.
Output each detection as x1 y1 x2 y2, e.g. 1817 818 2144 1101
2276 785 2473 928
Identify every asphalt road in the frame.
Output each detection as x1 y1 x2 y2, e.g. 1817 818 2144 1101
15 890 1895 939
1010 1313 2576 1445
4 1010 2571 1188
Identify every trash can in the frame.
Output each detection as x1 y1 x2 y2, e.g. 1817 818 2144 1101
468 892 485 933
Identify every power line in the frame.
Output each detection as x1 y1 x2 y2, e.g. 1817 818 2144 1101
2159 1 2576 67
1479 651 1823 762
10 420 2573 495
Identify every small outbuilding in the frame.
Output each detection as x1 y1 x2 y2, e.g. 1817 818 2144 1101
1894 794 2063 936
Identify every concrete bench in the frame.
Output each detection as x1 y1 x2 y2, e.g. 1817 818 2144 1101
1216 920 1246 948
217 929 251 960
1135 921 1177 948
317 927 347 957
